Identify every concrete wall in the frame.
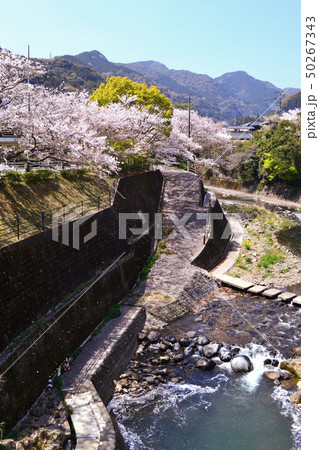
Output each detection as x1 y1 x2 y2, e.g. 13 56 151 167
192 190 231 271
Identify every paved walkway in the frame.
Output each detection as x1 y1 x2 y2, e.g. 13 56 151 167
210 215 244 278
61 306 145 449
135 168 209 300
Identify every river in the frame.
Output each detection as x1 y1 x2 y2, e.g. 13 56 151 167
109 193 301 450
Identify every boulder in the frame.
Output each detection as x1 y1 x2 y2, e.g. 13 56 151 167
264 359 272 366
264 371 281 381
184 346 194 357
145 376 155 385
164 335 176 343
159 343 168 352
280 358 301 378
229 347 241 358
138 332 147 341
130 372 141 381
173 343 181 352
231 355 254 373
147 331 161 343
196 358 216 371
159 356 170 364
186 331 197 339
179 337 191 347
173 353 184 363
219 351 232 362
202 343 220 358
290 391 301 404
197 335 210 346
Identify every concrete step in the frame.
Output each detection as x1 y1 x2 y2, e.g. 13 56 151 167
292 296 301 307
278 292 297 303
248 285 267 295
262 288 282 299
218 275 254 291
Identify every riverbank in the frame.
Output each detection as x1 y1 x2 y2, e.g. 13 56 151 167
204 178 301 204
216 202 300 288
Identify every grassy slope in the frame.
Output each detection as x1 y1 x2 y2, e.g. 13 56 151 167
0 173 112 246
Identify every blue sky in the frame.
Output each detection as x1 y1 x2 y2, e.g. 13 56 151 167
1 0 301 88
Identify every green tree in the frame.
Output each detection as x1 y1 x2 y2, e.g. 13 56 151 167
90 76 173 118
255 117 301 182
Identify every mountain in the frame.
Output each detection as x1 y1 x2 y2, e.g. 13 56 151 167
36 56 105 91
37 50 300 122
63 50 150 85
121 60 300 120
281 91 301 111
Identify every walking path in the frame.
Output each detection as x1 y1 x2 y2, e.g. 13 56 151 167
61 306 145 449
125 168 218 327
205 184 300 209
134 168 209 300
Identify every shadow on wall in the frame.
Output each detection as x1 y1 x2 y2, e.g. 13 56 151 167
192 188 231 271
0 170 163 351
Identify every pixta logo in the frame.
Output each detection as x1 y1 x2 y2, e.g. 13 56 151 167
118 212 231 240
52 204 97 249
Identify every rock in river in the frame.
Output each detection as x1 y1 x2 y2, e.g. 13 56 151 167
196 358 216 371
147 331 161 343
231 355 254 373
202 343 220 358
197 335 210 346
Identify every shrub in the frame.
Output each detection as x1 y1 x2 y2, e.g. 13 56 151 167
4 170 22 182
243 239 251 250
238 154 260 183
61 168 88 179
35 169 55 180
23 171 39 183
257 250 285 269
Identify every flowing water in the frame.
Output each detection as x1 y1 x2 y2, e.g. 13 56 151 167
110 298 301 450
109 344 301 450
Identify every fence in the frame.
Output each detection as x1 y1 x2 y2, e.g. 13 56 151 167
4 161 88 172
0 195 111 248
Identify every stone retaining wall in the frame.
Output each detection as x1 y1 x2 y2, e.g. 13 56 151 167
0 170 163 351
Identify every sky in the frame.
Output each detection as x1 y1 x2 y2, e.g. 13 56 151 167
1 0 301 89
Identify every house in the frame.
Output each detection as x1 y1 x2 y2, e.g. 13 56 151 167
226 120 267 140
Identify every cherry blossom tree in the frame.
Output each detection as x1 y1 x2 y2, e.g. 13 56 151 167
170 108 232 165
0 49 232 174
0 86 118 174
0 48 45 107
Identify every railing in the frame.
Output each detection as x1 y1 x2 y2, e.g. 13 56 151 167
0 195 113 248
188 160 198 174
3 161 88 172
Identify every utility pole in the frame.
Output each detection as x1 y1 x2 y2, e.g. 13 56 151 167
27 45 30 114
188 96 191 138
